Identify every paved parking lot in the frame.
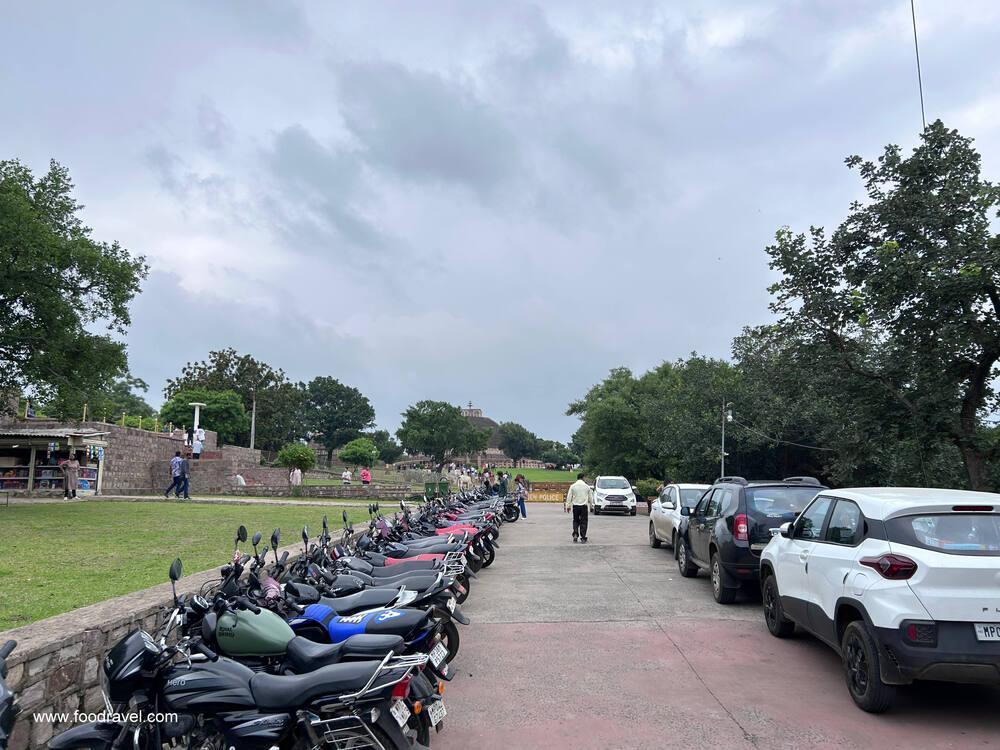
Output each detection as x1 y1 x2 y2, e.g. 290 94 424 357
439 504 1000 749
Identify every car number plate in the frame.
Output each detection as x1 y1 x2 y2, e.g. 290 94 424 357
427 700 447 727
974 623 1000 641
390 700 410 727
430 642 448 667
446 597 456 613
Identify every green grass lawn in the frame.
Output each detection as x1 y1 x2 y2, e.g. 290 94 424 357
496 467 577 482
0 502 370 631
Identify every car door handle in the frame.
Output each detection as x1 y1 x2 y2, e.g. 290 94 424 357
798 552 809 562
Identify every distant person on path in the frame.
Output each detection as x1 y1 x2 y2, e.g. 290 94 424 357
289 467 303 486
165 451 185 498
514 474 528 518
497 471 509 497
192 437 204 459
60 453 81 499
341 468 352 485
360 467 372 485
565 472 595 543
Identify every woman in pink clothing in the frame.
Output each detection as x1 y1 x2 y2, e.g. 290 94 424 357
360 467 372 485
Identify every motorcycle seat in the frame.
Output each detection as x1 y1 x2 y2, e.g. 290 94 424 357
250 660 382 709
285 634 404 672
321 588 398 614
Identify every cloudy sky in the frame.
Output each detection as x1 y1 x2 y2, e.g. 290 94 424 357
3 1 1000 440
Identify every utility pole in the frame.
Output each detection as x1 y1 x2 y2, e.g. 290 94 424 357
721 401 733 477
250 390 257 450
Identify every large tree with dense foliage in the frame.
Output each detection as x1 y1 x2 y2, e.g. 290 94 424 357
0 159 147 409
368 429 404 464
159 388 248 445
339 437 378 468
305 377 376 462
40 375 156 422
497 422 539 467
396 400 489 470
764 121 1000 489
165 349 306 450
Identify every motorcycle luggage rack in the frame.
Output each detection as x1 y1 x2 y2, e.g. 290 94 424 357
309 713 386 750
340 652 429 702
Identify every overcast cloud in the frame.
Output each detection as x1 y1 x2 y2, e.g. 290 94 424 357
3 1 1000 440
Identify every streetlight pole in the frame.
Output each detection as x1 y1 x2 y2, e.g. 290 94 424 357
721 401 733 477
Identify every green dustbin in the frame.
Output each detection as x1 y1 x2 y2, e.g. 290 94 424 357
424 481 438 498
438 479 450 497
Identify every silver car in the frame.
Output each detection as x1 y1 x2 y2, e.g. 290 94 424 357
649 483 710 549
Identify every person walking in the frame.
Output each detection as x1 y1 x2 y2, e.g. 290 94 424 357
192 437 203 459
289 467 303 486
514 474 528 519
564 472 595 543
165 451 185 498
179 454 191 499
60 453 81 499
341 468 352 485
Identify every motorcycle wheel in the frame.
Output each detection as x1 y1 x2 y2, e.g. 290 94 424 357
454 573 471 604
442 619 461 663
481 542 496 568
467 551 483 575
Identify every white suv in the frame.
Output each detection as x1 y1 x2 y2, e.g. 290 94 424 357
760 487 1000 713
593 476 637 515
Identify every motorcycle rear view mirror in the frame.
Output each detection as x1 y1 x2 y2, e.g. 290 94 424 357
236 525 248 548
342 509 349 526
400 500 405 511
252 531 262 548
169 558 182 605
301 526 309 547
270 528 280 549
322 515 329 532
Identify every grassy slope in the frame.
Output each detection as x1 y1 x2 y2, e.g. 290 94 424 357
0 502 369 631
495 467 577 482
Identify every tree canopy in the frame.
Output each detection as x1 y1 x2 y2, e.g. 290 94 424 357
368 429 404 464
0 159 147 409
305 377 376 461
276 443 316 473
339 437 378 468
497 422 539 466
396 400 489 469
159 388 248 445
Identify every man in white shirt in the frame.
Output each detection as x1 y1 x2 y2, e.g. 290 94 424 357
341 469 352 485
564 472 595 543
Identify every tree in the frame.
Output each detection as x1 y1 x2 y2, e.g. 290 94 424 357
305 377 376 462
276 443 316 472
368 429 404 464
159 388 248 445
497 422 539 466
339 437 378 468
40 375 156 422
164 349 304 450
396 400 488 470
765 121 1000 489
0 159 148 409
539 441 579 468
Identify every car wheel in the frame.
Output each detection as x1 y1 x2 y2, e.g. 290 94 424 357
841 621 896 713
630 508 637 516
676 539 698 577
762 575 795 637
649 523 661 548
711 552 736 604
594 506 600 515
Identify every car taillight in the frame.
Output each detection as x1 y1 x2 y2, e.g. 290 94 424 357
734 514 749 542
391 675 412 700
860 554 917 580
901 620 937 647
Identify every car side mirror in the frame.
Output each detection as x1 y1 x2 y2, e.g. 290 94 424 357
680 506 691 517
779 522 793 538
664 502 675 511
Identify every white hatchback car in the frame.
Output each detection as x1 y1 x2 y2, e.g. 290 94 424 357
649 483 710 549
592 476 637 515
760 487 1000 713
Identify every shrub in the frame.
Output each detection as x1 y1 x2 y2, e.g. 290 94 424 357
635 478 660 499
339 437 378 468
277 443 316 472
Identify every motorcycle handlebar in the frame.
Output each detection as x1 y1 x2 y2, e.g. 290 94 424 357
192 640 218 660
235 596 261 614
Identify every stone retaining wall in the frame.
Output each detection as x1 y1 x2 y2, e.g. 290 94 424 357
226 484 412 499
0 554 262 750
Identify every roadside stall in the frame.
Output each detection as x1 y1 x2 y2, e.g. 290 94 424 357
0 426 109 496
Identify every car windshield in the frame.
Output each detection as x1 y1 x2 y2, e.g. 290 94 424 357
679 489 706 508
887 514 1000 556
746 487 821 518
597 478 629 490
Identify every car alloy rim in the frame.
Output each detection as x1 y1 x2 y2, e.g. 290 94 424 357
846 635 869 695
678 545 686 567
763 583 774 624
712 560 720 594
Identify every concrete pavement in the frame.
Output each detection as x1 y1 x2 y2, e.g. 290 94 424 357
437 504 1000 749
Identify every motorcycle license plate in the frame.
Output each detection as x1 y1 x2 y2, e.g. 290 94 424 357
430 642 448 667
428 700 447 727
446 597 456 613
975 623 1000 641
390 700 410 727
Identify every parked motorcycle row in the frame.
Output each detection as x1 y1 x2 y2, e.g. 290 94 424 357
0 491 521 750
